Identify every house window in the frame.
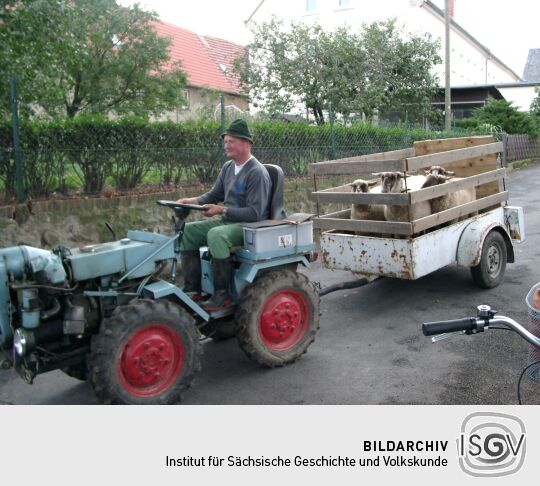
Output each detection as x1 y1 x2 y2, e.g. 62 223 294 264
306 0 316 12
181 89 190 111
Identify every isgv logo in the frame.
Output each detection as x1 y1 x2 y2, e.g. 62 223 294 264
457 412 526 477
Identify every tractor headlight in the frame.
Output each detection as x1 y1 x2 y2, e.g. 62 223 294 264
13 329 27 357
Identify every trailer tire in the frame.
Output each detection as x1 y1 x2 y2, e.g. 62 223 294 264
235 270 320 367
89 299 202 404
470 230 507 289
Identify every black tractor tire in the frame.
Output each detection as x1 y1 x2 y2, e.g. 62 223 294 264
470 230 507 289
235 270 320 367
199 317 236 341
61 363 88 381
88 299 202 405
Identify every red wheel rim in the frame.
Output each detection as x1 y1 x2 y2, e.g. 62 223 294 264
117 324 184 398
259 289 309 351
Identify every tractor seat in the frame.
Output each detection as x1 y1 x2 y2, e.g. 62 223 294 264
263 164 286 220
228 164 286 255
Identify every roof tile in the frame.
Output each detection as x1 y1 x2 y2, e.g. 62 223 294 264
151 20 246 95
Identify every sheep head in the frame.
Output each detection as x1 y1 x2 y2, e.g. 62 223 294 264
351 179 377 193
421 173 451 188
424 166 455 177
373 172 404 193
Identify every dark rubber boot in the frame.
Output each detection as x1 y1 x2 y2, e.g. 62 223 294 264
202 257 233 311
181 251 203 301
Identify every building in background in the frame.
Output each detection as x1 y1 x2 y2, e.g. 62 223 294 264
152 21 248 121
246 0 539 116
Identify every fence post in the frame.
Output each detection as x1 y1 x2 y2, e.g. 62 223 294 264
501 132 508 167
220 93 226 166
328 102 336 160
10 75 25 203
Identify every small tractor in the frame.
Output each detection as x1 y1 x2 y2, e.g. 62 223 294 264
0 165 320 404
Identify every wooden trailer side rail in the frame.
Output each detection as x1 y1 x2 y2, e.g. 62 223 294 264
405 142 503 172
412 192 508 233
313 216 413 236
313 190 508 236
311 191 410 206
309 136 507 236
409 168 506 203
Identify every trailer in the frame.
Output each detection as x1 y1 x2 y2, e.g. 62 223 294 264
309 136 525 288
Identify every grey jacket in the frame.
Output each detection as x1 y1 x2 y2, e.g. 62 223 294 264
197 157 271 222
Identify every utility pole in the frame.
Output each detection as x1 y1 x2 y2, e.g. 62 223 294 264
444 0 452 130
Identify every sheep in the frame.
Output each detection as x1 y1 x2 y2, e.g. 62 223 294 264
421 173 476 224
350 179 385 237
373 172 431 223
350 179 385 221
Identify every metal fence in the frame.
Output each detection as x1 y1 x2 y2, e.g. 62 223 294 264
2 80 539 204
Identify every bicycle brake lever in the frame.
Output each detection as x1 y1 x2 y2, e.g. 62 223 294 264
431 330 466 343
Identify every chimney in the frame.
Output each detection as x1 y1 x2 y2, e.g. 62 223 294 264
449 0 454 17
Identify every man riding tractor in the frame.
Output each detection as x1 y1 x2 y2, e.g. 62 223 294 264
177 119 271 311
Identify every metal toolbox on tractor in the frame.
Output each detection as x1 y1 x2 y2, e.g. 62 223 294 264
241 213 314 257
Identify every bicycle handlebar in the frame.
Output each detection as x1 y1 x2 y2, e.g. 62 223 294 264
422 305 540 349
422 318 478 336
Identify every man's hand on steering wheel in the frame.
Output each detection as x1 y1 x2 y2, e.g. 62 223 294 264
176 197 199 205
202 204 226 217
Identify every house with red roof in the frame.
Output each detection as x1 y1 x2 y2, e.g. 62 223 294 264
151 21 248 120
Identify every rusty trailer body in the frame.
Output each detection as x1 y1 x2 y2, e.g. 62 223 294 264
309 136 525 287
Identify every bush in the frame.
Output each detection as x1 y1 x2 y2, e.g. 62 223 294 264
455 100 538 136
0 117 486 200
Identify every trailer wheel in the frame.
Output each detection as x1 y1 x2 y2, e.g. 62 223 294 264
470 230 507 289
235 270 320 367
89 299 202 404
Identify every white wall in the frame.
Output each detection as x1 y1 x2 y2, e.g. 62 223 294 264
498 86 537 111
249 0 519 87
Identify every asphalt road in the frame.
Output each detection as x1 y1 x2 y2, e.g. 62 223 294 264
1 162 540 405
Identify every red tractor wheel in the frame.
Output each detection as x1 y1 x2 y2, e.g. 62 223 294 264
89 299 202 404
235 270 320 367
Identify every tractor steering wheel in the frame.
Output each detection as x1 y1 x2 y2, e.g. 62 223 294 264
156 200 207 220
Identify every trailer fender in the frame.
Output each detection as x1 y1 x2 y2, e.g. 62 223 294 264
457 221 514 267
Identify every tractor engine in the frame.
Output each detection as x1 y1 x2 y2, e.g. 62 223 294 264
0 233 175 382
0 245 92 381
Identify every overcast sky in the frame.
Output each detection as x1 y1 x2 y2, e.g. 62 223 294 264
119 0 539 77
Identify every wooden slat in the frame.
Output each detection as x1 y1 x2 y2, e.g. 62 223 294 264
308 158 406 176
318 180 379 193
411 192 508 233
321 208 351 219
309 147 415 172
349 147 415 161
311 191 409 205
314 217 413 235
409 168 507 204
318 183 354 193
413 136 495 155
406 142 503 172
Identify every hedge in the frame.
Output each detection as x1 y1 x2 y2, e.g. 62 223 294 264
0 116 484 200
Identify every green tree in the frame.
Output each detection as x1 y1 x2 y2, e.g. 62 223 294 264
0 0 186 118
467 100 537 135
236 17 440 124
530 87 540 122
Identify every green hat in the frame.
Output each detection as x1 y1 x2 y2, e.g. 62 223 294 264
221 118 253 143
